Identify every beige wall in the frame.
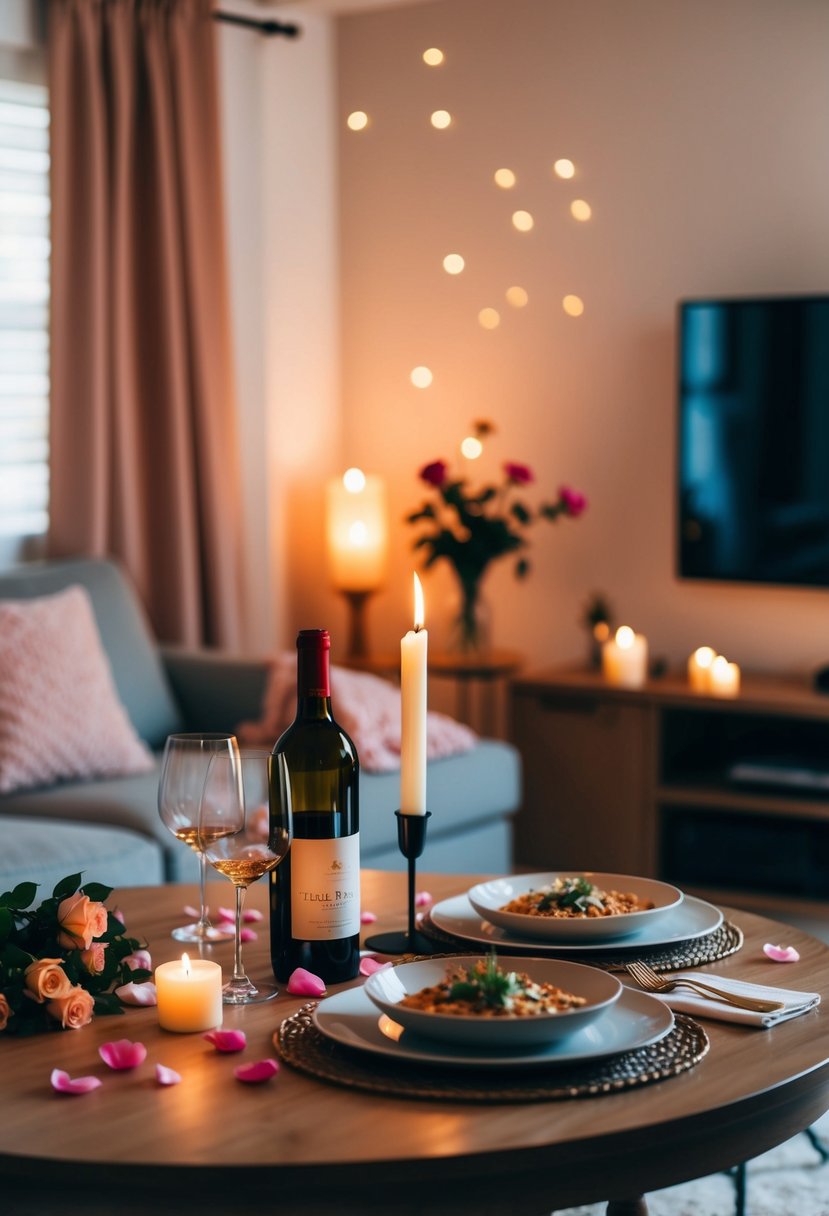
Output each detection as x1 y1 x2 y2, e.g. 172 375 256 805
333 0 829 676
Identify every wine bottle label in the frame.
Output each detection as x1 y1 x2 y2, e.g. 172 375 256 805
289 833 360 940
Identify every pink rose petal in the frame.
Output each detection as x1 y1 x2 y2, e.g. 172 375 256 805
234 1059 279 1084
99 1039 148 1071
155 1064 182 1086
243 908 263 923
115 981 158 1007
359 956 393 977
763 942 801 963
182 905 200 919
415 891 433 908
239 927 258 942
217 907 236 924
360 910 378 924
123 949 152 971
287 967 326 997
203 1029 247 1053
51 1069 102 1095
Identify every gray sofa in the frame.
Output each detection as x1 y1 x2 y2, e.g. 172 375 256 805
0 558 521 894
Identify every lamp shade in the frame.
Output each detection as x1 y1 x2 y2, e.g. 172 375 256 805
326 469 387 592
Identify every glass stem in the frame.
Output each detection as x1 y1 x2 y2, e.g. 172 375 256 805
233 884 247 983
197 852 210 929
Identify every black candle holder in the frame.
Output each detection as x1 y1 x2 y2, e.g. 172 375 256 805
364 811 438 955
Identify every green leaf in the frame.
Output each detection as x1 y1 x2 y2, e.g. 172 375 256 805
0 905 13 941
93 993 125 1016
511 501 530 525
540 502 562 521
2 942 34 969
52 873 83 900
1 881 39 911
80 882 113 903
515 558 530 579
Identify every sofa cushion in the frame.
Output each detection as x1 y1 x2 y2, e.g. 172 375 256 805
0 557 182 747
0 585 155 793
0 815 164 895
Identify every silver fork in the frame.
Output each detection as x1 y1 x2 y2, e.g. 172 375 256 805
625 960 786 1013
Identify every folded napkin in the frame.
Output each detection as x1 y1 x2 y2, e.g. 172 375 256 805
629 971 821 1028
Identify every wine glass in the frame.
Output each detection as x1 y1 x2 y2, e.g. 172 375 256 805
158 733 239 943
200 749 292 1004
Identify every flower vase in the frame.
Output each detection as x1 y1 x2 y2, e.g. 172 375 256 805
451 577 491 655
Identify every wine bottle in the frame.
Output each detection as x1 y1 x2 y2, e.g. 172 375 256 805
269 628 361 983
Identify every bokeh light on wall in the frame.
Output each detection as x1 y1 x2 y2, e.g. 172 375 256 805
460 436 483 459
346 111 369 131
443 253 465 275
430 110 452 129
410 366 433 388
570 199 592 221
478 308 501 330
511 210 534 232
422 47 444 66
494 168 516 189
553 158 575 178
562 295 585 317
506 286 529 308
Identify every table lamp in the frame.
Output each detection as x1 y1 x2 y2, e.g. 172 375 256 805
326 468 387 659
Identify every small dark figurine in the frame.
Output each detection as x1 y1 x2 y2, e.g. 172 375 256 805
582 593 613 669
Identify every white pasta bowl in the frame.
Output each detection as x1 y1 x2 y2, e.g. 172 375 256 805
363 955 623 1047
467 872 684 942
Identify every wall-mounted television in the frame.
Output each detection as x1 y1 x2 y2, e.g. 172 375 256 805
677 295 829 588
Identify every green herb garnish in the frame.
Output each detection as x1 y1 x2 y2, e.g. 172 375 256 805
536 876 604 914
447 952 521 1011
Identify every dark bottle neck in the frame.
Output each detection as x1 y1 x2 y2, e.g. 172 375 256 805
296 630 333 721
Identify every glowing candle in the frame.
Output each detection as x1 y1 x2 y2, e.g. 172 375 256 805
688 646 716 692
156 954 222 1033
602 625 648 688
326 469 387 592
400 573 428 814
709 655 740 698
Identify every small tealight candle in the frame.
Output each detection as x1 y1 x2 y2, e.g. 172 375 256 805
156 954 223 1033
602 625 648 688
708 655 740 698
688 646 716 692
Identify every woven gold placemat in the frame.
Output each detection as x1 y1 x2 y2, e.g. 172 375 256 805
274 1004 709 1103
418 911 744 973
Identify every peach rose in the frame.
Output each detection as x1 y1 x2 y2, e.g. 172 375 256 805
57 893 109 950
80 942 108 975
0 992 11 1031
47 985 95 1030
24 958 73 1004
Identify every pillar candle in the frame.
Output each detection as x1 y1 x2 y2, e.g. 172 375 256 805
709 655 740 698
156 954 223 1033
602 625 648 688
400 573 427 814
326 469 387 591
688 646 716 692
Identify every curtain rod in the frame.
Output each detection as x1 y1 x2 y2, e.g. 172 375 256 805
213 11 301 38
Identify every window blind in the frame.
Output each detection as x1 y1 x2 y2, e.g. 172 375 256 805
0 75 49 539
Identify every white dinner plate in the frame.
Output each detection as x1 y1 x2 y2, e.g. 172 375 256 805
312 983 674 1069
430 892 723 955
467 872 684 941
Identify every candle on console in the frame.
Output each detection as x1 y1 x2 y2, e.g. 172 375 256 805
709 654 740 698
602 625 648 688
156 953 222 1033
400 572 428 814
326 468 387 591
688 646 716 692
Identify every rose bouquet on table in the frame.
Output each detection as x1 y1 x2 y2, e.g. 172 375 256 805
406 420 588 650
0 873 151 1036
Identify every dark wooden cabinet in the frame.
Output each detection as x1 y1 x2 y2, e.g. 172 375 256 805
510 668 829 923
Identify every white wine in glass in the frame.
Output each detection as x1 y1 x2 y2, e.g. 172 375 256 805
158 732 240 944
200 749 292 1004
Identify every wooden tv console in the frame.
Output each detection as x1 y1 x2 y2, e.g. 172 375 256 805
509 668 829 924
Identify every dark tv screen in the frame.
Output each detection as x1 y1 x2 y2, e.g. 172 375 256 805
678 295 829 587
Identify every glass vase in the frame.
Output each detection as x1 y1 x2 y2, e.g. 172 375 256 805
450 574 491 655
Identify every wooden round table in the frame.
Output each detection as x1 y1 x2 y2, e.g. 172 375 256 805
2 872 827 1216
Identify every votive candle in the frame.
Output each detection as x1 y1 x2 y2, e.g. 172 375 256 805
602 626 648 688
156 954 223 1033
709 655 740 698
688 646 716 692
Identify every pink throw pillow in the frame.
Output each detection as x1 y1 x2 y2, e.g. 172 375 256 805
0 585 154 793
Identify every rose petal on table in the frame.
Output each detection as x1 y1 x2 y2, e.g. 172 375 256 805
182 905 200 919
51 1069 102 1095
360 910 378 924
239 927 258 942
217 907 236 924
359 956 393 977
243 908 264 923
415 891 433 907
99 1039 148 1070
287 968 326 997
115 981 158 1007
234 1059 279 1084
123 949 152 971
155 1064 182 1087
203 1029 247 1053
763 942 801 963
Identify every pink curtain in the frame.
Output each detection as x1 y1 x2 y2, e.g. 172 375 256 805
48 0 245 648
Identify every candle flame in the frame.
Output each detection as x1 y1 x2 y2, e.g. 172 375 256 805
616 625 635 650
343 467 366 493
413 572 425 630
182 953 191 977
693 646 716 669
